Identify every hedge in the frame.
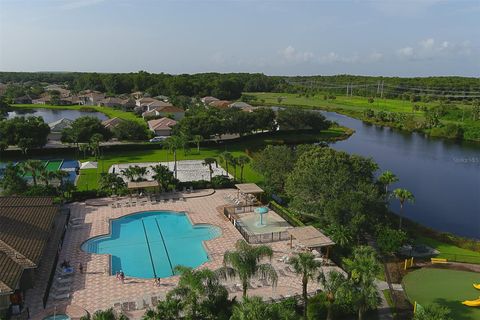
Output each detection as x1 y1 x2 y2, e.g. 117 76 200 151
269 201 305 227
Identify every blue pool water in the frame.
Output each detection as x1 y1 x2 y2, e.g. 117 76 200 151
82 211 221 278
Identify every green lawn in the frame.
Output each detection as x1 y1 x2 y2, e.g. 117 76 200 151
76 128 347 191
416 236 480 264
403 268 480 320
246 92 480 141
12 104 145 125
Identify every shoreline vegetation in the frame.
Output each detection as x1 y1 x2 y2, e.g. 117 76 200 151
247 92 480 143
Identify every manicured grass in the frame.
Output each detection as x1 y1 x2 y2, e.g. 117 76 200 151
12 104 145 125
403 268 480 320
76 129 348 191
246 92 480 141
416 236 480 264
45 160 62 171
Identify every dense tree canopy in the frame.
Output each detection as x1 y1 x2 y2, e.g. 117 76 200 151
61 116 112 143
0 116 50 153
276 107 330 131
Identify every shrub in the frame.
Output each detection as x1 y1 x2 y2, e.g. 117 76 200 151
307 292 328 320
211 175 234 189
368 97 374 103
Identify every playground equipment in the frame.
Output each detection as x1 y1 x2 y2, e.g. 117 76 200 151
462 298 480 307
474 284 480 290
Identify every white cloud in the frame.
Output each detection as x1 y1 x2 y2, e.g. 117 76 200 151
56 0 106 10
397 46 414 57
397 38 475 61
280 46 314 63
420 38 435 49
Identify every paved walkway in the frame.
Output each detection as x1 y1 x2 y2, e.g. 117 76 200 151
26 188 343 319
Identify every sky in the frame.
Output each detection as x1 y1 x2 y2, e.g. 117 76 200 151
0 0 479 77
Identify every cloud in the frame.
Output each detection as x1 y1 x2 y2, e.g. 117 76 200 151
280 46 314 63
397 38 474 60
56 0 106 10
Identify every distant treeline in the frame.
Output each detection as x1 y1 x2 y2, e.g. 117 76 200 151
0 71 479 101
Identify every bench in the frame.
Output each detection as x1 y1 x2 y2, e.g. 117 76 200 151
431 258 448 264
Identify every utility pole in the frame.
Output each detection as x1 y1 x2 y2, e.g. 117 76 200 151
380 81 384 99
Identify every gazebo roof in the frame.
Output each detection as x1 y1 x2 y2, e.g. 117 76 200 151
235 183 264 194
288 226 335 248
127 180 159 189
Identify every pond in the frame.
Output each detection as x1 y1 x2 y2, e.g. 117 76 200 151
322 111 480 239
7 108 108 123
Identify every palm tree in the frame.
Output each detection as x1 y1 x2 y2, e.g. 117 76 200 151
121 165 147 182
143 297 181 320
392 188 415 230
219 151 232 177
79 143 89 159
22 160 44 186
326 224 352 248
164 135 185 179
343 246 382 320
98 172 126 195
151 164 175 191
39 169 55 186
236 155 250 182
288 252 322 317
202 158 217 181
193 135 204 153
168 265 228 320
217 240 278 297
89 133 103 160
318 270 348 320
229 157 238 180
378 170 398 195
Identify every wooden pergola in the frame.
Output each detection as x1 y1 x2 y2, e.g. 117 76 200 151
235 183 264 202
127 180 159 194
288 226 335 258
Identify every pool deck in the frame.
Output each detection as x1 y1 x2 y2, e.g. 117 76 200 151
27 189 342 319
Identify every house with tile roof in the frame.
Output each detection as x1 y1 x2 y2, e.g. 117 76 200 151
0 197 65 316
142 105 185 120
147 117 177 136
78 91 105 106
48 118 73 141
201 96 219 105
102 117 124 130
209 100 231 109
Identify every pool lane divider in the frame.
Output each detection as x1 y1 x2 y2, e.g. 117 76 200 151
141 219 158 278
155 218 175 276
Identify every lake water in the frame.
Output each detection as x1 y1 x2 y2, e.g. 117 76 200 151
7 108 108 123
322 111 480 239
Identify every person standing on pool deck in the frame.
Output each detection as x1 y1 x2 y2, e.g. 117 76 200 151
119 270 125 284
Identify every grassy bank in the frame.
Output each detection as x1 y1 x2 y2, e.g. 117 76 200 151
415 236 480 264
76 128 350 191
12 104 145 125
246 92 480 142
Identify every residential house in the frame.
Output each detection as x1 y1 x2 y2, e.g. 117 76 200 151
0 83 7 96
201 96 219 105
229 101 256 112
102 117 124 130
154 95 169 102
48 118 73 141
44 85 71 97
0 197 67 317
78 90 105 106
130 91 144 99
13 95 32 104
209 100 231 110
32 95 51 105
97 97 124 108
135 97 158 108
142 105 185 120
148 117 177 136
120 98 136 111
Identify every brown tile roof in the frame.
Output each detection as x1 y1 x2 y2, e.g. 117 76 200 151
0 252 23 294
0 197 58 266
148 117 177 131
0 196 54 207
155 105 184 113
209 100 231 109
102 117 124 129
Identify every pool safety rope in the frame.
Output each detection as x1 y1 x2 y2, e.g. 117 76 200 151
141 219 158 278
155 218 175 275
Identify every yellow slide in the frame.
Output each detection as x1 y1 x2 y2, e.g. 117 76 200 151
462 298 480 307
473 284 480 290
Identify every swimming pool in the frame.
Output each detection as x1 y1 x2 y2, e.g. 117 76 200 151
82 211 221 278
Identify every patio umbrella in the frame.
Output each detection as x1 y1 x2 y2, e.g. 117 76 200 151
80 161 98 170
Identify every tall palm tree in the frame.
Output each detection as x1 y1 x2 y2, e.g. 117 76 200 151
39 169 55 186
217 240 278 297
22 160 44 186
202 158 217 181
219 151 232 177
392 188 415 230
193 135 204 153
151 164 174 191
378 170 398 195
288 252 322 317
318 270 348 320
164 135 185 179
236 155 251 182
343 246 382 320
229 157 238 180
143 297 181 320
168 266 228 320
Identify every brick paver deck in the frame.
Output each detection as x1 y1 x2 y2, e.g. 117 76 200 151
27 189 342 319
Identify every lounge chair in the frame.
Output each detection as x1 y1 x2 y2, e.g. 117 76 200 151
52 292 70 300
